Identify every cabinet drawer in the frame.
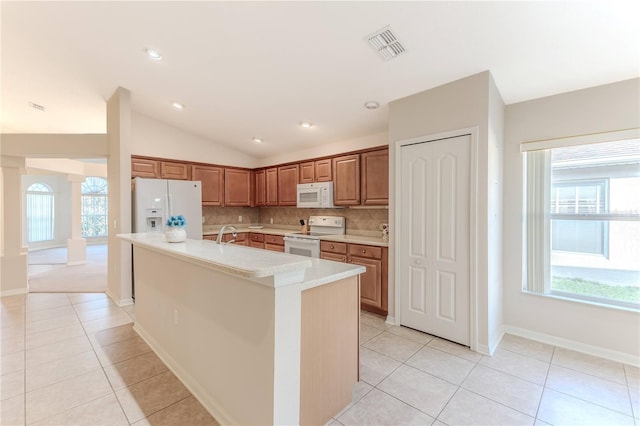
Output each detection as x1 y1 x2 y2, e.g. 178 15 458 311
223 232 246 243
349 244 382 259
264 234 284 245
320 241 347 254
265 243 285 252
320 252 347 263
249 241 264 249
203 235 216 241
249 233 265 243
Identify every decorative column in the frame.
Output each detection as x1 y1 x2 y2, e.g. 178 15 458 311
1 156 28 296
67 174 87 265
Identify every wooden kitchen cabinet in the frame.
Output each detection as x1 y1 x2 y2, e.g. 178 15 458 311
266 168 278 206
320 241 388 315
333 154 360 206
205 232 248 246
160 161 191 180
277 164 299 206
254 169 266 206
249 232 265 249
315 159 332 182
131 157 160 178
361 149 389 205
224 168 252 207
264 234 285 252
299 159 332 183
192 165 224 206
203 234 216 241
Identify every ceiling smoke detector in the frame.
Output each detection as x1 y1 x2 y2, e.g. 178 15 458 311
364 101 379 110
366 26 406 61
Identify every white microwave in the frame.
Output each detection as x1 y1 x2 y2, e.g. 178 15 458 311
297 182 336 208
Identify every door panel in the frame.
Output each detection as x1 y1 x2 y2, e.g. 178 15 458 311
400 134 470 346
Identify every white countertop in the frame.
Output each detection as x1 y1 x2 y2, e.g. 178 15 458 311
118 232 364 288
320 234 389 247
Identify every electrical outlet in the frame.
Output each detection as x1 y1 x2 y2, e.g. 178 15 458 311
270 218 274 224
202 216 205 224
238 215 242 222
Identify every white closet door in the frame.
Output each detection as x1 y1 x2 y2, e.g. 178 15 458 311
400 134 471 346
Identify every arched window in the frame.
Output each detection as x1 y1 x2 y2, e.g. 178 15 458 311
27 183 55 242
81 177 108 237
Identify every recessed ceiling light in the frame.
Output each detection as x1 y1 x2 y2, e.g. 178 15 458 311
299 121 313 129
364 101 379 110
145 48 163 60
171 101 184 110
253 137 263 143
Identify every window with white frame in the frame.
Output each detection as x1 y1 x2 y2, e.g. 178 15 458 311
522 131 640 309
81 177 108 237
27 183 55 242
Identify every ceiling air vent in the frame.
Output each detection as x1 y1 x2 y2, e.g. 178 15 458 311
29 102 46 112
366 26 406 61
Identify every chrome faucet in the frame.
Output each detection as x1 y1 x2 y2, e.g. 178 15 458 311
216 225 238 244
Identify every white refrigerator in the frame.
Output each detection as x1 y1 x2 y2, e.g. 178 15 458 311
133 177 203 240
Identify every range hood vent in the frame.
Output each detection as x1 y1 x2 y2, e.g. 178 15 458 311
366 26 407 61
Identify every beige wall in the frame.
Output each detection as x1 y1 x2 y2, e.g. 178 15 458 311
503 78 640 361
131 112 257 169
388 71 503 354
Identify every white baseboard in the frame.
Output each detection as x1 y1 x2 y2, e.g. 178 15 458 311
503 325 640 367
1 287 28 297
66 260 88 266
133 323 238 425
385 315 397 326
104 289 133 307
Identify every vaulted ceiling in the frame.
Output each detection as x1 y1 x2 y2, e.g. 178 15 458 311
2 1 638 158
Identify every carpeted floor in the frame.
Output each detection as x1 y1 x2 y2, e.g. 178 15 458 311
28 244 107 293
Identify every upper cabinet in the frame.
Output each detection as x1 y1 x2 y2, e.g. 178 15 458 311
265 168 278 206
192 165 224 206
254 169 266 207
299 159 332 183
333 154 361 206
277 164 299 206
131 157 160 179
224 168 252 207
361 149 389 205
160 161 191 180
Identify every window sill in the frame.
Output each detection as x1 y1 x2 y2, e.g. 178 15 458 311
522 289 640 313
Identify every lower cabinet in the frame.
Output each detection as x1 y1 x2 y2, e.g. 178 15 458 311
320 241 388 315
249 233 265 249
264 234 285 252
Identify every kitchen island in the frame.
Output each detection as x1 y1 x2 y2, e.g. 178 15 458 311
118 233 364 425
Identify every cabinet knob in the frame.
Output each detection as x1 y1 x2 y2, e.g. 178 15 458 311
362 249 366 253
330 245 334 249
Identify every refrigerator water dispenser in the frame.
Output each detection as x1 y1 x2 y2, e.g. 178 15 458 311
145 208 164 232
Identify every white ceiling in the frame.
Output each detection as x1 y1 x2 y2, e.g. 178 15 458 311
2 1 639 158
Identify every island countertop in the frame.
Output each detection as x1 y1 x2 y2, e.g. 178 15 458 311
118 232 364 288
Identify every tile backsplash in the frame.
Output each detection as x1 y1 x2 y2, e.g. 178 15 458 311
203 206 388 236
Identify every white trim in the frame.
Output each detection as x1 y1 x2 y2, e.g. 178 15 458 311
503 325 639 367
105 288 133 307
133 323 236 425
66 260 88 266
1 287 28 297
385 315 397 326
393 126 480 352
519 128 639 152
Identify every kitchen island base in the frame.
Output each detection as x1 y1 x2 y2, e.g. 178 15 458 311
130 242 359 425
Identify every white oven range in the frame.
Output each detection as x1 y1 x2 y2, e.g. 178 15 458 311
283 216 345 258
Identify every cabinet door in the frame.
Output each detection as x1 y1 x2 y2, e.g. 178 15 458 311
192 165 224 206
299 162 315 183
160 161 191 180
254 169 266 206
224 169 251 207
351 256 383 312
333 154 360 205
315 159 332 182
320 252 347 263
277 164 299 206
361 149 389 205
131 157 160 178
266 168 278 206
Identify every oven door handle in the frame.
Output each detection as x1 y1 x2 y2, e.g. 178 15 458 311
283 237 318 245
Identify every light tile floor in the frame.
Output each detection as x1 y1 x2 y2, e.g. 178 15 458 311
2 294 639 426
